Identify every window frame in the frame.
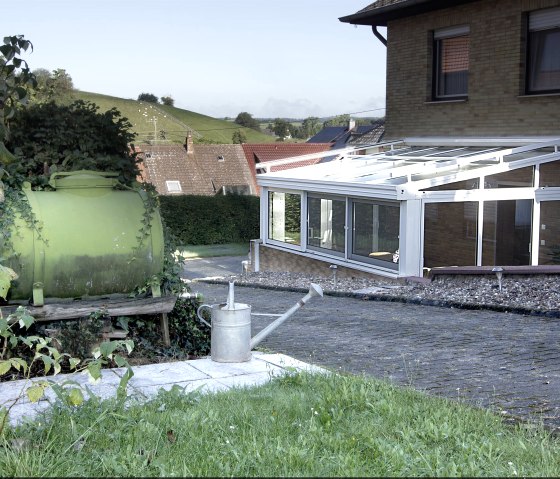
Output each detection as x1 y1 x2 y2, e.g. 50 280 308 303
165 180 182 194
306 194 347 258
348 198 400 271
432 25 470 101
526 7 560 95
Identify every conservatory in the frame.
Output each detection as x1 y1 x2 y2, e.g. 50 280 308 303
256 137 560 279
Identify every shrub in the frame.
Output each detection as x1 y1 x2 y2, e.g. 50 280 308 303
159 194 260 245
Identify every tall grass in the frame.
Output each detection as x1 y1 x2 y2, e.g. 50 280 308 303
1 372 558 476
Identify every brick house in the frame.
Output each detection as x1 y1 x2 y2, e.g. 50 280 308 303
138 135 257 196
251 0 560 280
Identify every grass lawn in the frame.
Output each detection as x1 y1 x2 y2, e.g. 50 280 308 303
1 372 558 477
178 243 249 259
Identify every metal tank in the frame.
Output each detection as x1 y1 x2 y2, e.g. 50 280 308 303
2 170 164 304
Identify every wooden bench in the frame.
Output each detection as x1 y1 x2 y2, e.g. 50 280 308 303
1 295 178 346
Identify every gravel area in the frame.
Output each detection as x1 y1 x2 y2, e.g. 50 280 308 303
216 271 560 316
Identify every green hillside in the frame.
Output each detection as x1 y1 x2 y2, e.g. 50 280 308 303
74 91 275 145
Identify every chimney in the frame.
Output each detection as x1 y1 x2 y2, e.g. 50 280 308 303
348 118 356 131
184 133 194 155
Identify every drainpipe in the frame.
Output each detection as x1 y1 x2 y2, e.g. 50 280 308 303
372 26 387 47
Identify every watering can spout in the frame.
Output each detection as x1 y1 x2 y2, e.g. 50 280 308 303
225 281 235 310
249 283 323 350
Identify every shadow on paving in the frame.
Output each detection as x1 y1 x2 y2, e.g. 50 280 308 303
189 278 560 433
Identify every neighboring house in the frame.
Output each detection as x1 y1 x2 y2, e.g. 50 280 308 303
241 143 333 174
308 119 385 155
138 135 256 195
252 0 560 280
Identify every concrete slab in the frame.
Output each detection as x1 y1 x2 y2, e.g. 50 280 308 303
0 353 326 427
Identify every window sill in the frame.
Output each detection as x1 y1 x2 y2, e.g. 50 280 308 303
518 92 560 99
425 99 468 105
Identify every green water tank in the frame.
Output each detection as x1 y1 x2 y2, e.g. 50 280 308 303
3 171 164 304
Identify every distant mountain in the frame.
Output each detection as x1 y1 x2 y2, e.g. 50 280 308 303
74 91 276 145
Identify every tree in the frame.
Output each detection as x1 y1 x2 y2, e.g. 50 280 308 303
5 100 139 189
232 129 247 144
0 35 36 165
138 92 158 103
299 116 321 139
234 112 260 130
271 118 292 139
161 95 174 106
323 114 351 128
30 67 74 105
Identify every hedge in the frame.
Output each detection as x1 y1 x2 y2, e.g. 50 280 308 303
158 195 260 245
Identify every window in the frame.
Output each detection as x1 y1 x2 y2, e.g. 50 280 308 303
527 7 560 94
165 180 182 193
268 191 301 245
307 196 345 254
433 25 470 100
350 200 400 269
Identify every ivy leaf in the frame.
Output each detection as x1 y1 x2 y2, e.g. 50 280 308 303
69 357 81 370
0 360 11 376
0 264 17 300
67 388 84 407
87 362 101 382
26 382 48 403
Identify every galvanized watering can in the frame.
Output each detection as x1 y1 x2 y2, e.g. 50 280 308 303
197 281 323 363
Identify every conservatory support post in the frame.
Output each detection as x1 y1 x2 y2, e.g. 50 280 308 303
399 199 423 277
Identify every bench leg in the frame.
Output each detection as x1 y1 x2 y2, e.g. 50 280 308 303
160 313 170 346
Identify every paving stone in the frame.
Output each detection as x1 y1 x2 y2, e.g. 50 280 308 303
194 281 560 431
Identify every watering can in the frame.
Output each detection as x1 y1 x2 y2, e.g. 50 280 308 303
197 281 323 363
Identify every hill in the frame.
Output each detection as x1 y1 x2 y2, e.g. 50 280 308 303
73 91 275 145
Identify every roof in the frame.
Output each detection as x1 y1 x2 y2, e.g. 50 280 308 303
137 143 256 195
257 137 560 201
308 123 384 151
339 0 478 26
241 143 332 173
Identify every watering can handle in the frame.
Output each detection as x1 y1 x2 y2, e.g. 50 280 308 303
196 304 212 328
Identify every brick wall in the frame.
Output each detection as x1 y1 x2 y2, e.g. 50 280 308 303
385 0 560 139
250 245 396 281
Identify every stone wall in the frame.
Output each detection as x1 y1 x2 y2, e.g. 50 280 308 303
250 245 393 281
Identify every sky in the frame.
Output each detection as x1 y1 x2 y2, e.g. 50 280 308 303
3 0 387 119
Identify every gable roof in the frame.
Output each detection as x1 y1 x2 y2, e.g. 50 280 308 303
138 143 256 195
241 143 332 173
339 0 478 26
308 123 384 150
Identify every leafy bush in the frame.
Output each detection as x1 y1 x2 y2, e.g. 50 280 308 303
138 93 158 103
126 297 210 359
159 194 259 245
4 100 139 189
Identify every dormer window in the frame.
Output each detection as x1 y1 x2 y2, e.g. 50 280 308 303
217 155 225 162
433 25 470 100
527 7 560 94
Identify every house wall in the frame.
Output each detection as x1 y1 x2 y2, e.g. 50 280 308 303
384 0 560 139
250 245 398 281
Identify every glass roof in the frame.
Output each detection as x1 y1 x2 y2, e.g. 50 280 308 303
257 138 560 195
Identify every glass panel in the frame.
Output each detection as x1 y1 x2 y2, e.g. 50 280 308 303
424 202 477 267
528 28 560 93
352 201 400 266
422 179 479 191
539 201 560 264
268 191 301 245
307 197 345 253
482 200 532 266
436 35 469 98
484 167 533 188
540 161 560 187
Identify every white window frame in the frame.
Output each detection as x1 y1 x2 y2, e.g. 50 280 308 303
165 180 182 193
